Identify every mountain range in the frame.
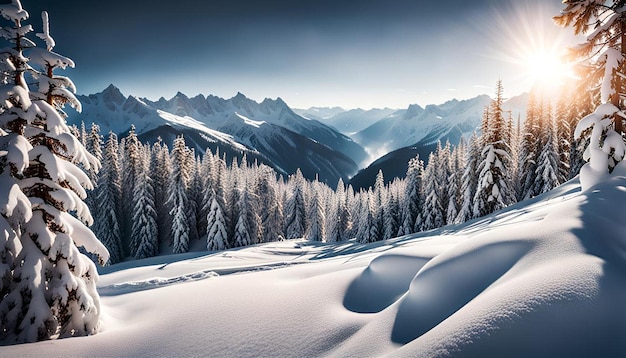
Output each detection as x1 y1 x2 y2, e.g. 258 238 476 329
67 85 366 185
67 85 528 189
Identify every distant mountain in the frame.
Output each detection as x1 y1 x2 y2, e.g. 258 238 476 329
67 85 366 185
349 93 529 189
352 96 486 163
295 107 397 135
293 107 346 121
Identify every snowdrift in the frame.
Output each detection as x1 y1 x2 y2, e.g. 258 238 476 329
3 170 626 357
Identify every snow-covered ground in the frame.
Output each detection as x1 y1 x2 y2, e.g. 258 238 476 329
3 172 626 357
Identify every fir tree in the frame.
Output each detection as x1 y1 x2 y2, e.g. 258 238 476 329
92 132 123 264
383 180 399 241
336 178 350 241
184 148 199 242
130 146 159 259
120 125 141 254
518 91 541 200
555 90 572 184
398 154 423 235
356 192 376 243
206 189 228 251
446 144 463 225
0 4 108 342
421 152 445 230
534 112 560 195
150 139 171 244
473 80 514 217
258 166 284 242
285 169 306 239
555 1 626 188
456 133 481 223
168 136 190 253
233 180 255 248
306 182 326 242
373 170 386 238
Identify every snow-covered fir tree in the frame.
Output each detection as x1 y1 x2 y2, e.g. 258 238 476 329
356 191 376 244
456 133 481 223
473 80 515 216
120 125 142 254
196 154 213 238
554 90 572 183
446 143 464 225
421 151 445 230
533 109 560 195
258 165 284 242
384 179 400 240
168 135 191 253
130 145 159 259
335 178 350 241
150 138 171 245
206 188 228 251
306 180 326 242
398 154 423 235
285 169 307 239
325 180 341 243
92 132 123 264
184 147 199 242
233 178 255 247
84 124 101 212
372 170 386 239
555 0 626 189
0 4 108 342
518 92 540 200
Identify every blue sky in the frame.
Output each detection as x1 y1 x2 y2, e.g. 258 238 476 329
17 0 574 109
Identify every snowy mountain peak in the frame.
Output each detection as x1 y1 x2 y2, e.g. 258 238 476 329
173 91 189 100
101 84 125 106
403 104 425 120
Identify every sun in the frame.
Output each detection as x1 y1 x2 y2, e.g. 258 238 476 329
522 49 572 90
483 0 580 96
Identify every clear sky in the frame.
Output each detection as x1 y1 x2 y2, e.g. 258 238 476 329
14 0 576 109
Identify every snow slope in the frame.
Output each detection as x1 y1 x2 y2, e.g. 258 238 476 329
3 170 626 357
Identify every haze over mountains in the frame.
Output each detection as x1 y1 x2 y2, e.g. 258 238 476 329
67 85 528 188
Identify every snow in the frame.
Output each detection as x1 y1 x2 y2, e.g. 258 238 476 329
35 11 54 51
155 109 249 152
234 112 265 128
0 0 28 22
4 176 626 356
601 48 624 103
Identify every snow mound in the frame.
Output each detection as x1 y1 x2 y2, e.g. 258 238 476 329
344 250 431 314
391 239 531 344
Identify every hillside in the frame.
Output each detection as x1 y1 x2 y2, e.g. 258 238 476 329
4 168 626 357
